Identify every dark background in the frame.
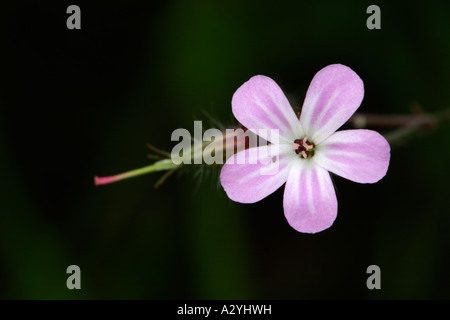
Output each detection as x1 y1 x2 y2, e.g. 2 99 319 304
1 0 449 299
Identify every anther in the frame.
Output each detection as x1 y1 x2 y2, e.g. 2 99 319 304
292 137 315 159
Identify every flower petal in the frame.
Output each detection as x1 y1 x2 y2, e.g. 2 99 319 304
232 75 302 144
315 129 390 183
220 144 293 203
283 161 337 233
300 64 364 144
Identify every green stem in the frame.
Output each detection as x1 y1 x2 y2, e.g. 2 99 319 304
95 159 179 186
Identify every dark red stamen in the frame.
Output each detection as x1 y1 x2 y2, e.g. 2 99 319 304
292 137 315 158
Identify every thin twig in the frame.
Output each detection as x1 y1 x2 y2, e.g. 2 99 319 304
154 168 179 189
349 108 450 147
146 143 172 158
349 113 439 129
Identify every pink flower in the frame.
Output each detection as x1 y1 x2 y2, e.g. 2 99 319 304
220 64 390 233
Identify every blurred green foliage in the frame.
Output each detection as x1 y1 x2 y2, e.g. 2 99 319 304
0 0 449 299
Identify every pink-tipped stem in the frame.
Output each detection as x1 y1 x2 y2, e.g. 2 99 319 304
94 174 128 186
94 159 178 186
